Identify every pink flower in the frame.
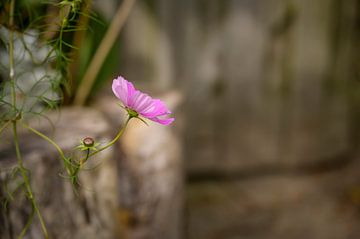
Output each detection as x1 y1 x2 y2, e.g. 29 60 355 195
112 76 175 125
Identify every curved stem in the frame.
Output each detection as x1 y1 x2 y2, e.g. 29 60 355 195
23 117 131 183
87 117 131 158
21 123 67 162
21 122 77 178
69 117 131 187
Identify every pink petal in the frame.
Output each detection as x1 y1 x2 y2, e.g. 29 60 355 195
149 116 175 125
112 76 135 107
141 99 170 117
126 81 136 106
127 90 140 108
112 78 124 102
136 96 153 112
130 91 152 111
112 75 175 126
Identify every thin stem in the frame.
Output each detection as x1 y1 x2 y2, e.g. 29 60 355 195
22 116 131 182
71 116 131 181
0 121 11 136
12 123 49 239
9 0 16 110
87 117 131 158
8 0 48 237
21 122 76 176
59 19 65 57
21 123 67 162
31 199 49 239
70 148 90 185
21 114 130 196
18 202 35 238
19 34 55 65
81 148 90 166
70 117 131 186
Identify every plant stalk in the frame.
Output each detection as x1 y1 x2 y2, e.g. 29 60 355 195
8 1 48 237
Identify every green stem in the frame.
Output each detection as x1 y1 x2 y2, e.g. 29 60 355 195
22 123 67 161
0 121 11 136
70 117 131 186
87 117 131 158
81 148 90 166
32 193 48 239
71 148 90 185
59 19 64 55
23 117 131 183
18 202 35 239
21 122 75 177
8 0 48 237
9 0 16 110
12 123 49 239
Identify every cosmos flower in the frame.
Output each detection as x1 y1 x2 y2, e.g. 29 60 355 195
112 76 175 125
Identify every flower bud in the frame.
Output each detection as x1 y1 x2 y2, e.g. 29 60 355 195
83 137 94 147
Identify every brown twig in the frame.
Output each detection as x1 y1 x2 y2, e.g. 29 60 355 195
74 0 136 105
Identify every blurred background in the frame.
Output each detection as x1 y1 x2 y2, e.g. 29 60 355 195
1 0 360 238
113 0 360 237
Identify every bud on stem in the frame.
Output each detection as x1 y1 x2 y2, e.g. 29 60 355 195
82 137 94 147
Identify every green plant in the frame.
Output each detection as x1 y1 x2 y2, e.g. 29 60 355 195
0 0 100 237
